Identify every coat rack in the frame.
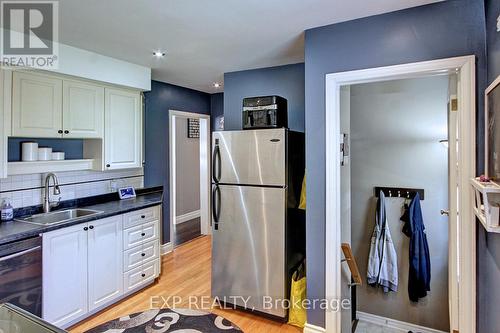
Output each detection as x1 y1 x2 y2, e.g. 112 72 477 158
374 186 425 200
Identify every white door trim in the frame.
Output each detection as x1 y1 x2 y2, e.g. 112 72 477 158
324 56 476 333
169 110 211 248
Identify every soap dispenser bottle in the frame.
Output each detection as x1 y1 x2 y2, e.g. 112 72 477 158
1 198 14 222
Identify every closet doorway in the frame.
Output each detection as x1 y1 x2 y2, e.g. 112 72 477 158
169 110 211 247
325 57 475 333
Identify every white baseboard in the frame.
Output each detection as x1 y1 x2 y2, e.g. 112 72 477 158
161 242 173 255
175 210 201 225
357 311 447 333
303 323 326 333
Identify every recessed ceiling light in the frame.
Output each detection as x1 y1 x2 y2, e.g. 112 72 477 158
213 82 221 88
153 51 166 57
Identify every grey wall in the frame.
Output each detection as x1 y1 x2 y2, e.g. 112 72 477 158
175 117 200 215
223 63 305 132
144 80 210 243
349 77 449 331
477 1 500 332
304 0 486 327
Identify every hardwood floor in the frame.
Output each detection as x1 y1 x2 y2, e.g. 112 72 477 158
69 236 302 333
174 217 201 245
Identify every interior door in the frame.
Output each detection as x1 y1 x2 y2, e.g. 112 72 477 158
340 86 353 332
211 184 286 317
87 215 123 311
213 129 285 186
448 74 459 332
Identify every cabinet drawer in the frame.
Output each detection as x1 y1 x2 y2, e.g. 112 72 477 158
123 206 160 229
124 259 160 292
123 240 160 272
123 220 159 250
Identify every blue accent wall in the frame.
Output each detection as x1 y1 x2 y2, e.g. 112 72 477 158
210 92 224 131
223 63 305 132
477 1 500 332
144 80 211 243
8 138 83 162
304 0 486 327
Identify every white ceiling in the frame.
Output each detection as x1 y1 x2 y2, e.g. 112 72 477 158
59 0 440 93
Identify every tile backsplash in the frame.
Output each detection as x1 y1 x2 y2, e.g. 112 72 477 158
0 168 144 208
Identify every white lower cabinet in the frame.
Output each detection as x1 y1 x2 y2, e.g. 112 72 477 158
42 223 89 327
87 216 123 311
124 259 160 292
42 206 161 328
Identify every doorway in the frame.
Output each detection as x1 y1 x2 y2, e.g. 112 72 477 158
324 56 476 333
340 75 453 333
169 110 211 247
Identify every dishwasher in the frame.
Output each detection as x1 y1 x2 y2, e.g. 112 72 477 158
0 236 42 317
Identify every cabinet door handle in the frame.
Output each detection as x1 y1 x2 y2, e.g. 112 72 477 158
141 273 146 277
58 130 63 134
141 253 146 257
141 232 146 237
83 227 88 231
64 130 69 134
89 225 94 229
106 164 111 168
141 215 146 219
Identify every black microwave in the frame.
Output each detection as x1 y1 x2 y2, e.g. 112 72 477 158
242 96 288 129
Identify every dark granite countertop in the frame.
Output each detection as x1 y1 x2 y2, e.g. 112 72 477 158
0 187 163 246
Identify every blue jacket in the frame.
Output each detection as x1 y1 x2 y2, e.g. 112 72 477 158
401 193 431 302
367 191 398 293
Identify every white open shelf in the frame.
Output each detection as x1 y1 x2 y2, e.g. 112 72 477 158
7 159 95 176
471 178 500 233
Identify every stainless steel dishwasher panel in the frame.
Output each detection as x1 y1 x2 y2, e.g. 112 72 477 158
0 236 42 316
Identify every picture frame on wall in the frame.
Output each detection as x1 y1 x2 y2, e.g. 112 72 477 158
187 118 200 138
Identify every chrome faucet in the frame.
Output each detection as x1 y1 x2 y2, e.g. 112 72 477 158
43 173 61 213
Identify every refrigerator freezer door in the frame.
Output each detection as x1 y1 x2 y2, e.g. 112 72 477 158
213 129 286 186
211 184 287 318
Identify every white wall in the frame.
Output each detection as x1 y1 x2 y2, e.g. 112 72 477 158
52 43 151 91
348 76 450 331
0 169 143 209
0 29 151 90
175 117 200 216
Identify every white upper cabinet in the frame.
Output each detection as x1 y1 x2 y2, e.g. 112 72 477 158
104 88 142 170
63 80 104 138
12 71 63 138
87 216 123 311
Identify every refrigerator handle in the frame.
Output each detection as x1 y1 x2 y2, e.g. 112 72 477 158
212 140 221 183
212 184 221 230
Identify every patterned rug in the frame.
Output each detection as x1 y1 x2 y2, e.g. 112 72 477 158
85 308 242 333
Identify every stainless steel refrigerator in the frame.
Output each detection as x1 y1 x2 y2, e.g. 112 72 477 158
211 128 305 319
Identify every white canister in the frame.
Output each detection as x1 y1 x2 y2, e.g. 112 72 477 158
37 147 52 161
51 152 65 160
21 142 38 161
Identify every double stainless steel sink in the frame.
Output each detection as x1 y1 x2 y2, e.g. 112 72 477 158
16 209 103 226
